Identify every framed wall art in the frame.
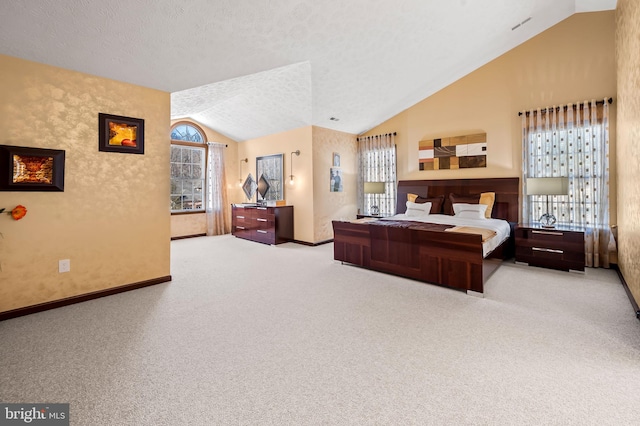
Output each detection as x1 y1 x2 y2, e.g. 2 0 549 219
99 113 145 154
0 145 65 191
330 167 343 192
418 132 486 171
242 173 257 200
333 152 341 167
256 153 284 202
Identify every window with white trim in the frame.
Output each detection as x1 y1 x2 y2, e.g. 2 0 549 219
170 123 207 213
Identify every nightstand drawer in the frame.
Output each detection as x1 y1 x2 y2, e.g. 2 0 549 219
523 228 583 244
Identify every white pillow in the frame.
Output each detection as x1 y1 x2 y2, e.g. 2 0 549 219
405 201 431 217
452 203 487 219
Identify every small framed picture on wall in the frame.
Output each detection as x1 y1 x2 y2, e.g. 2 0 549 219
332 152 340 167
330 167 343 192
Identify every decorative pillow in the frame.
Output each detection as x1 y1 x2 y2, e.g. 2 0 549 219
479 192 495 218
447 193 481 215
407 193 418 203
453 203 488 219
405 201 432 217
415 195 444 214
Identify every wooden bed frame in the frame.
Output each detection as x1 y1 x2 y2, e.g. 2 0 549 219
332 178 519 296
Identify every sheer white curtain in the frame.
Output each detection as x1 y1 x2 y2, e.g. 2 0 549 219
357 133 397 216
206 143 230 236
522 99 611 267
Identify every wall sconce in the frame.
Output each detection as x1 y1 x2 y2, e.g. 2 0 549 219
238 157 248 186
289 150 300 185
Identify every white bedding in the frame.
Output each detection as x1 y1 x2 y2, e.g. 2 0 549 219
381 214 511 257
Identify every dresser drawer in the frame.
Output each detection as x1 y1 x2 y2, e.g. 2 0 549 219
232 213 251 227
252 228 275 244
233 225 251 239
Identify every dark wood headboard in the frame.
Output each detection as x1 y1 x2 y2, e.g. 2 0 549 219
396 177 520 223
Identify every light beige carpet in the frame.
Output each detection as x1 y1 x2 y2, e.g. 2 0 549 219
1 235 639 425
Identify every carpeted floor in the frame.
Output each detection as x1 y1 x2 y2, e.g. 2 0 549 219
1 235 639 425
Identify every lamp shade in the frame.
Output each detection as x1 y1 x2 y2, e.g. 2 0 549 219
526 177 568 196
364 182 386 194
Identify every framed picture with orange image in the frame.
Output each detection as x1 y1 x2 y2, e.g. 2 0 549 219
98 113 145 154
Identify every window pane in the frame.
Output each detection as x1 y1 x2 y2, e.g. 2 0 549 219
182 196 194 210
170 164 181 178
181 164 191 178
170 146 181 162
192 149 202 163
181 180 191 195
192 164 202 179
193 195 203 210
170 180 180 194
170 127 182 141
170 196 182 211
171 124 205 143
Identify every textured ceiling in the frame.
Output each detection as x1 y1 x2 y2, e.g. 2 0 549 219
0 0 617 141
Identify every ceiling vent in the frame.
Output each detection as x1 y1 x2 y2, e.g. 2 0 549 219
512 17 532 31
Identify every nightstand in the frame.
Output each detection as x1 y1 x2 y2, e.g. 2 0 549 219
356 214 384 219
515 224 585 272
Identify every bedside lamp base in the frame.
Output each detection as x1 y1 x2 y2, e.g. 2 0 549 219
539 213 557 228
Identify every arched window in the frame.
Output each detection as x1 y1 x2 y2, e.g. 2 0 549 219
171 123 206 142
170 122 207 213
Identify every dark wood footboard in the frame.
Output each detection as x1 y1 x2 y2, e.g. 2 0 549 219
333 220 488 294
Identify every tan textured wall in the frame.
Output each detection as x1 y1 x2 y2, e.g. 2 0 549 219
169 119 240 239
0 54 170 313
363 12 616 222
615 0 640 307
312 126 357 242
240 126 314 243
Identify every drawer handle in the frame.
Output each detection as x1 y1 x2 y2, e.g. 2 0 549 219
256 218 267 222
257 207 267 210
532 247 563 254
531 230 563 236
236 226 245 230
257 230 267 234
236 215 245 219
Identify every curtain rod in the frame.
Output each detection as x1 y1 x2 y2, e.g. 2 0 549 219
518 98 613 117
358 132 397 140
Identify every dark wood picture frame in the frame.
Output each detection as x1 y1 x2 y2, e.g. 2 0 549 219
99 113 145 154
0 145 65 191
256 153 284 202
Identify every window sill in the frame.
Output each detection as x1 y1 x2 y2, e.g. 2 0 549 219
171 211 206 216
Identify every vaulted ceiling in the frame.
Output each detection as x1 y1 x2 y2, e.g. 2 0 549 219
0 0 616 141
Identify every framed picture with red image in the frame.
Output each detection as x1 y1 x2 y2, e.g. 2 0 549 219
98 113 145 154
0 144 65 192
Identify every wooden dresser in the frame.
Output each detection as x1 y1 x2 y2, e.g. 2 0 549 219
515 224 585 272
231 205 294 245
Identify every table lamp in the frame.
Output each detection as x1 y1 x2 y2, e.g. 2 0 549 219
526 177 569 228
364 182 386 215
